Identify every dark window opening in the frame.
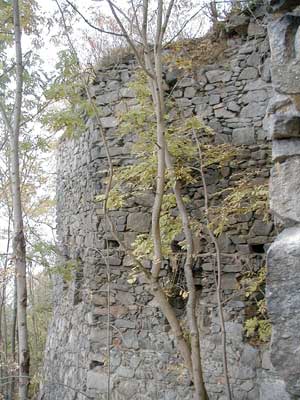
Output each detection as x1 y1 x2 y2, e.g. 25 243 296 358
171 240 183 253
105 239 119 249
249 244 265 254
90 360 104 369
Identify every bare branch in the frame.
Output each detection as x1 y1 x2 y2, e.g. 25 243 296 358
160 0 175 42
163 5 205 47
63 0 125 37
0 101 13 135
106 0 154 78
193 128 232 400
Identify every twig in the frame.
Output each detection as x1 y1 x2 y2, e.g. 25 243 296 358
63 0 125 37
193 127 232 400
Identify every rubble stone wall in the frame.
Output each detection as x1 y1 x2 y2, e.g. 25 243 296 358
40 10 295 400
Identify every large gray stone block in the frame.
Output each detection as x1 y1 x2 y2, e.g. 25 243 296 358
268 14 300 93
272 138 300 161
267 227 300 397
268 0 300 11
263 93 300 139
259 378 291 400
270 113 300 139
270 157 300 224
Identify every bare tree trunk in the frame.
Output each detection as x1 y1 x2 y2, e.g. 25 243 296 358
0 215 11 398
194 131 232 400
9 275 18 400
165 150 208 400
10 1 30 398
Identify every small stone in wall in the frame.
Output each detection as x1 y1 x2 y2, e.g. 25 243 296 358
214 107 236 119
100 116 119 128
226 14 250 36
184 86 197 98
209 94 221 105
206 69 232 84
249 220 273 237
232 127 255 145
238 67 258 80
127 212 151 233
227 101 240 112
241 102 267 118
248 22 266 37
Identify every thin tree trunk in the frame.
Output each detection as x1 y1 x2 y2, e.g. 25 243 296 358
165 149 208 400
0 216 11 398
11 1 30 398
194 131 232 400
9 275 18 400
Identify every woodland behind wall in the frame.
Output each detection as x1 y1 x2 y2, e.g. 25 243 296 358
39 4 298 400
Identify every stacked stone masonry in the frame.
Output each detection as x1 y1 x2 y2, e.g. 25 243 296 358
40 8 296 400
266 0 300 399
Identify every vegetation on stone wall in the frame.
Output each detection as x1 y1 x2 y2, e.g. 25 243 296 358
0 0 276 399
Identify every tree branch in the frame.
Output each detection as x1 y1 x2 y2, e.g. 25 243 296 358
63 0 125 37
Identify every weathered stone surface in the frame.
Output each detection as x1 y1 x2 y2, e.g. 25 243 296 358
248 22 266 37
270 157 300 224
226 14 249 35
262 58 272 82
272 138 300 161
209 94 220 105
270 113 300 139
241 102 267 118
127 212 151 232
259 378 291 400
249 220 273 237
227 101 240 112
247 51 261 67
165 68 180 85
263 94 298 139
120 87 136 98
206 69 232 83
96 91 119 105
100 116 118 128
214 107 236 119
268 14 300 93
184 86 197 98
268 0 300 11
232 127 255 144
87 370 108 393
242 90 268 104
238 67 258 80
267 227 300 397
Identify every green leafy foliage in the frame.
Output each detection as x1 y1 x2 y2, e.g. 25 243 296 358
241 267 271 343
42 51 95 138
51 259 80 283
210 172 269 236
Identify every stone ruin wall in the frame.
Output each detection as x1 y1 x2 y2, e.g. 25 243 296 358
266 0 300 399
40 7 298 400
